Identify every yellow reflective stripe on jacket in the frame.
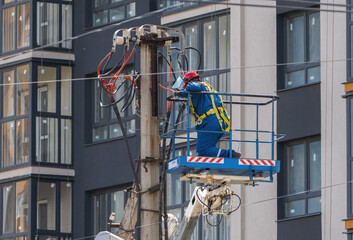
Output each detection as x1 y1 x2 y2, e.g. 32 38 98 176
188 82 230 132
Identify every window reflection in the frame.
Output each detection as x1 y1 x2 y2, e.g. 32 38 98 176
61 119 72 164
3 184 15 233
16 180 29 233
2 121 15 167
62 5 72 48
3 70 15 117
203 21 216 70
36 117 58 163
37 2 59 46
17 3 30 49
37 182 56 230
16 118 29 164
60 182 72 233
61 66 72 116
287 15 305 63
287 143 305 194
37 66 57 113
2 6 15 52
17 65 30 115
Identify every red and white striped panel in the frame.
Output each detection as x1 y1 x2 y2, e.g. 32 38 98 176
238 159 275 166
187 156 224 164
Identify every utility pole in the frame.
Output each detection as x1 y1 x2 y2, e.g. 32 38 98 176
139 42 160 240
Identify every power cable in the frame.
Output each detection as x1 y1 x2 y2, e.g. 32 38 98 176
2 57 353 87
1 0 353 64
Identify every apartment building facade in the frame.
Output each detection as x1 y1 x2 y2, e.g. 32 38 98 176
0 0 351 239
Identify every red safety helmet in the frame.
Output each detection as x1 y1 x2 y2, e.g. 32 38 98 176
183 71 200 88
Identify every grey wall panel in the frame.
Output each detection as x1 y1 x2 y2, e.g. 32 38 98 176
277 83 321 141
277 215 321 240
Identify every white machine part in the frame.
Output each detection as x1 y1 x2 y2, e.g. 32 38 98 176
95 231 124 240
172 185 233 240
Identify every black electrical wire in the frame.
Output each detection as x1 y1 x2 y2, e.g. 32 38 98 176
177 52 189 72
121 82 135 112
206 214 223 227
158 51 177 82
185 46 202 71
228 193 242 215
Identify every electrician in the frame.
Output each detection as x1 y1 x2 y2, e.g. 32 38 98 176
181 71 241 158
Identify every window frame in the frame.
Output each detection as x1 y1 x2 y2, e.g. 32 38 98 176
0 178 31 239
34 178 73 240
32 62 73 167
160 11 231 131
0 63 32 170
278 9 320 90
278 136 321 220
91 0 135 27
34 0 73 50
1 0 32 55
90 184 130 235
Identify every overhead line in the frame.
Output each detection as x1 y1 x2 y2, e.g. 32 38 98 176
0 57 351 87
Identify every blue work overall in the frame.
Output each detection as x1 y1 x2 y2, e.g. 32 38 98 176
185 81 234 158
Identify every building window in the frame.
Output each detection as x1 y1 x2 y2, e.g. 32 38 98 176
1 64 30 168
1 179 29 239
92 0 135 27
279 11 320 90
167 146 231 239
35 65 72 164
92 188 127 235
36 0 72 48
162 13 230 130
92 67 136 142
2 1 30 53
36 180 72 239
279 137 321 219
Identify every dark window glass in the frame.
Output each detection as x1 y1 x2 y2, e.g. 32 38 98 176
287 15 305 63
37 66 57 113
281 138 321 219
185 25 199 71
285 199 305 217
308 12 320 62
92 1 135 27
94 193 108 234
219 15 230 69
37 182 56 230
60 182 72 233
110 6 124 22
287 143 305 194
36 117 58 163
309 141 321 190
61 119 72 164
37 2 59 46
62 5 73 49
281 11 320 90
3 184 15 233
203 20 216 70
